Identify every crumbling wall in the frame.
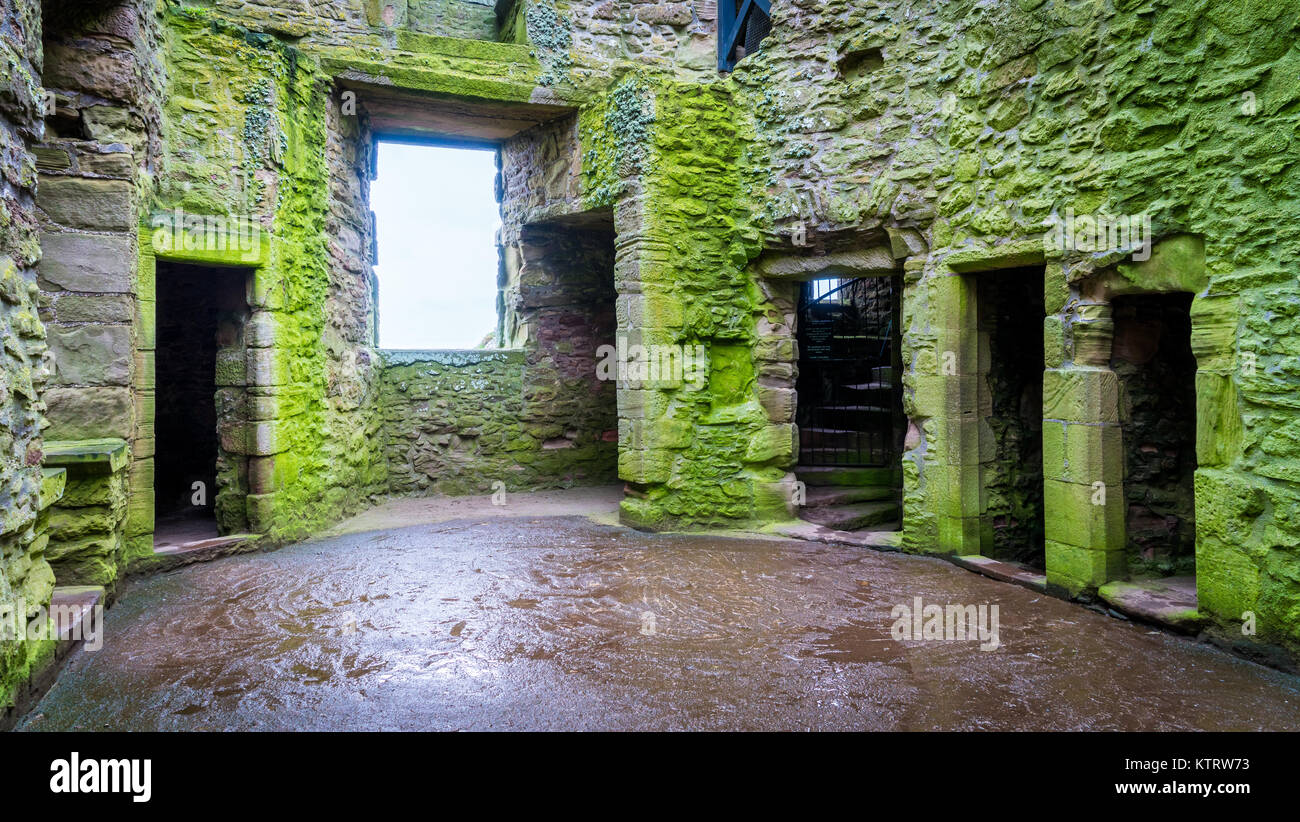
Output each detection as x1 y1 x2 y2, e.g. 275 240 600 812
0 0 56 708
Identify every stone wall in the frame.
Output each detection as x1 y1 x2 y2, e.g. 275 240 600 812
35 0 163 582
384 213 618 496
0 0 57 708
147 9 390 543
722 0 1300 656
586 76 793 528
0 0 1297 704
380 349 617 494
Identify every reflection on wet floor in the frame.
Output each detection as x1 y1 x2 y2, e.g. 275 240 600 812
18 516 1300 731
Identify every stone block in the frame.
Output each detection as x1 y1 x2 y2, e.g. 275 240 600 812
215 349 247 387
744 424 795 465
124 459 153 538
49 325 131 386
246 311 277 348
36 177 135 232
1196 535 1260 624
136 298 155 350
757 385 795 422
1045 540 1127 595
1042 367 1119 423
1041 420 1123 485
48 505 118 540
54 293 133 322
44 386 133 440
1043 478 1125 551
1195 372 1241 468
36 232 135 292
1115 234 1206 294
134 350 154 391
937 515 981 555
246 348 287 386
1043 315 1065 368
619 448 673 484
942 413 981 467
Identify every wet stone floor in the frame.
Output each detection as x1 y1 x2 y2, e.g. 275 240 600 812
19 516 1300 731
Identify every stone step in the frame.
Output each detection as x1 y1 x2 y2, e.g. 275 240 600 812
1098 576 1204 634
773 519 904 550
803 484 896 507
48 585 103 649
839 381 893 392
129 534 261 576
800 501 900 531
800 427 888 451
950 555 1047 593
796 465 901 487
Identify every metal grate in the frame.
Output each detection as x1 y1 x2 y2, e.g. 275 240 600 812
796 276 902 467
718 0 772 71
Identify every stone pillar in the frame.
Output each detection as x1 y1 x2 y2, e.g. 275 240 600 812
930 273 982 554
1043 300 1126 596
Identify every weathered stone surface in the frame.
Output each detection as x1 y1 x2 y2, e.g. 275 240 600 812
48 324 131 385
0 0 1298 712
36 177 135 232
44 387 134 440
37 232 135 293
53 294 134 322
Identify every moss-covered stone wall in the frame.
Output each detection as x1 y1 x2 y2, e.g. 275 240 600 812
721 0 1300 658
0 0 56 709
147 8 389 543
3 0 1300 705
380 347 616 494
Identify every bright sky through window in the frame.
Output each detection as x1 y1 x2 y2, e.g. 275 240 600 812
371 142 501 349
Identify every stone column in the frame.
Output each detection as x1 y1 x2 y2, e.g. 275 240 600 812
929 272 982 554
1043 300 1126 596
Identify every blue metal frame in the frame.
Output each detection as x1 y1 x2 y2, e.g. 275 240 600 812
718 0 772 71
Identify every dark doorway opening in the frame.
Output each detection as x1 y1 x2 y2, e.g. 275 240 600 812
978 266 1045 566
796 275 904 468
154 262 250 547
1111 293 1197 578
793 274 904 535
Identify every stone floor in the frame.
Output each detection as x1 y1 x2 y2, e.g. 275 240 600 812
17 502 1300 731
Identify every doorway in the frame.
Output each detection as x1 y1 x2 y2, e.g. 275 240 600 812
1111 293 1197 578
154 262 251 546
794 274 904 534
977 266 1046 566
796 275 903 468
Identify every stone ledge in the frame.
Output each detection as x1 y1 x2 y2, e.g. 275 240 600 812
43 438 130 473
380 348 526 367
770 520 904 550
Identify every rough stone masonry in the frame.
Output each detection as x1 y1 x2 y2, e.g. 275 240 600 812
2 0 1300 710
